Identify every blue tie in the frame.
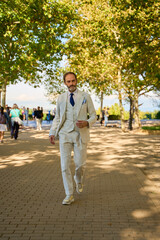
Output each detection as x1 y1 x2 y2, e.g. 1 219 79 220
70 93 75 106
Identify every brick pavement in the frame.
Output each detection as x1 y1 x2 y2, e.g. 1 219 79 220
0 126 160 240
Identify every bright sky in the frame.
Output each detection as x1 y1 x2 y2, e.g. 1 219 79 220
6 82 160 112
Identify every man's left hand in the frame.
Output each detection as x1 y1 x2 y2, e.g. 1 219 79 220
76 120 89 128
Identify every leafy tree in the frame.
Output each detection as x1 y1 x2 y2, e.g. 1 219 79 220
66 0 160 130
111 0 160 128
0 0 75 107
64 0 128 129
43 68 65 104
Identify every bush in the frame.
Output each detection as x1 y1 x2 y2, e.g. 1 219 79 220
155 111 160 119
145 113 152 119
108 115 121 120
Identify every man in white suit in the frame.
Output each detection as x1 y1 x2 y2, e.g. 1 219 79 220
49 72 97 205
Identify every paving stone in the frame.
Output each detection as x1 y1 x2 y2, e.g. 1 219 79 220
0 127 160 240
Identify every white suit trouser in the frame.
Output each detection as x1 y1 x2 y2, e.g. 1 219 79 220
36 118 42 130
59 132 87 196
104 115 108 127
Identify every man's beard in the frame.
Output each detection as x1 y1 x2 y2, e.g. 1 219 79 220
68 85 77 92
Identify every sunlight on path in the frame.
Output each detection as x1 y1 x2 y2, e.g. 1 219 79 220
0 126 160 240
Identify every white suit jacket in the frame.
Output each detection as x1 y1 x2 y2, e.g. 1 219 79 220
49 89 97 143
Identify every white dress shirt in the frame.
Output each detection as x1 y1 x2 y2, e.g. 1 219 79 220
68 89 78 104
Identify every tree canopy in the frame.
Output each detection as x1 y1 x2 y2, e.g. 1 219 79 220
62 0 159 128
0 0 159 130
0 0 75 105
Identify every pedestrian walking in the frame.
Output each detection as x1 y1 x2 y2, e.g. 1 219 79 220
104 107 110 127
4 105 11 130
25 107 29 125
100 108 105 126
0 107 7 143
32 108 36 119
47 110 51 123
22 106 26 121
10 104 21 140
34 106 43 130
49 72 97 205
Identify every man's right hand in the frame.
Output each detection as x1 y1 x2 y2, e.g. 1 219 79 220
49 135 55 145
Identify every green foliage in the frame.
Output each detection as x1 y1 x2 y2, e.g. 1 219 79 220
42 113 47 121
139 111 146 120
155 111 160 119
108 103 129 120
0 0 75 89
142 126 160 130
96 107 101 116
64 0 116 95
63 0 159 128
139 110 160 119
145 113 152 120
109 103 120 116
108 115 121 120
123 111 129 120
1 0 159 120
43 68 66 104
97 103 129 120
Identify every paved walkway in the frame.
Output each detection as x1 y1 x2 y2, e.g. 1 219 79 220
0 125 160 240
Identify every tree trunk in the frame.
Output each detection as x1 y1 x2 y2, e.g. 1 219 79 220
99 91 103 120
134 91 141 129
128 97 134 130
117 69 125 131
2 82 7 108
0 89 2 106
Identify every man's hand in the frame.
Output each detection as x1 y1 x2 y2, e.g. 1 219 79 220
49 135 55 144
76 120 89 128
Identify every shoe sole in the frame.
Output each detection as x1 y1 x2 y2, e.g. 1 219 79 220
74 176 83 194
62 199 74 205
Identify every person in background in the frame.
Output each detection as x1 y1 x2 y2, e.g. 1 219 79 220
32 108 36 120
100 108 105 126
104 107 110 127
10 103 21 140
0 107 7 143
47 110 51 123
4 105 10 130
40 107 43 127
22 106 26 121
25 107 29 125
34 106 43 130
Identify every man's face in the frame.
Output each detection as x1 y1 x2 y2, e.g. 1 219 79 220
64 74 77 92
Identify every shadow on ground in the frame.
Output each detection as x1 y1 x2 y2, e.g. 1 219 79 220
0 126 160 240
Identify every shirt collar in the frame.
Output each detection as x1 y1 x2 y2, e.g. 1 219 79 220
68 89 78 96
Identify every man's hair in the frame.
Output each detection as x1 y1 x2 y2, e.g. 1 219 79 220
63 72 77 82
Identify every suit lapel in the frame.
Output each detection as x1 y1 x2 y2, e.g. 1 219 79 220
60 92 67 118
76 89 85 116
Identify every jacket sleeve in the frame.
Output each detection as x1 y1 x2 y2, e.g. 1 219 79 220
49 97 60 136
86 94 97 128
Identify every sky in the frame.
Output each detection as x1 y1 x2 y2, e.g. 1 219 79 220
6 82 160 112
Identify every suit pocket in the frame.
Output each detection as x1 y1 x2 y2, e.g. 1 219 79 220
80 127 90 143
80 103 87 112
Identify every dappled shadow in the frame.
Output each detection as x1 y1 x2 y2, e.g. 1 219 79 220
0 130 60 169
0 127 160 239
86 127 160 239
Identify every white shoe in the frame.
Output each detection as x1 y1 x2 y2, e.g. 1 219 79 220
74 176 83 194
62 195 74 205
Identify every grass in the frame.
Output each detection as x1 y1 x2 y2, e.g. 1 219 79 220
142 126 160 130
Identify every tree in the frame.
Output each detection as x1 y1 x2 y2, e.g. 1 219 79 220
111 0 160 128
57 0 159 131
0 0 75 107
64 0 128 129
